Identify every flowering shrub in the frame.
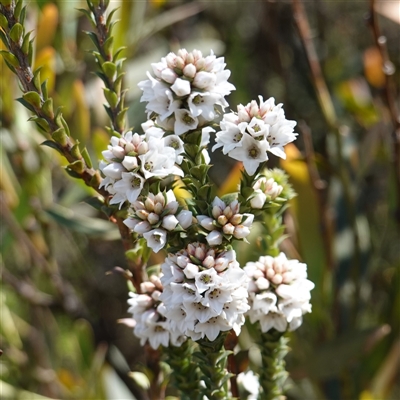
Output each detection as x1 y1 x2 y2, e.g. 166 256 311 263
0 1 314 399
96 43 314 399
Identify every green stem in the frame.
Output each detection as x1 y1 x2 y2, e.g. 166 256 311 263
194 334 232 400
258 330 289 400
163 340 201 400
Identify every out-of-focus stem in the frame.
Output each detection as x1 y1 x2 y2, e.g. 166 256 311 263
292 0 362 323
368 0 400 227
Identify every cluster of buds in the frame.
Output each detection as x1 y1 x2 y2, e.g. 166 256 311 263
197 197 254 246
160 242 249 341
250 176 283 209
126 275 186 349
213 96 297 175
124 190 192 253
99 124 184 208
138 49 235 135
244 253 314 333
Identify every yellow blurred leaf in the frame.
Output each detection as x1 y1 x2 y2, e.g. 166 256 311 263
280 144 327 295
72 80 90 143
359 390 374 400
150 0 166 7
217 162 242 196
34 46 56 93
363 47 385 88
36 3 59 52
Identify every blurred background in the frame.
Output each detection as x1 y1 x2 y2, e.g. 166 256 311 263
1 0 399 399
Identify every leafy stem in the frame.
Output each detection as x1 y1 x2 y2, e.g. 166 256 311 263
0 0 104 194
84 0 128 135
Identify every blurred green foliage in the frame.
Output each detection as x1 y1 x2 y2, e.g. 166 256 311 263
1 1 399 399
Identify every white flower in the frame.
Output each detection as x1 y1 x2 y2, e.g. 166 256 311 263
244 252 314 333
214 97 298 174
99 128 184 208
237 371 260 400
160 243 249 341
174 109 199 135
138 49 235 135
143 229 167 253
124 190 193 253
110 172 144 207
228 133 269 176
197 196 254 244
126 275 187 350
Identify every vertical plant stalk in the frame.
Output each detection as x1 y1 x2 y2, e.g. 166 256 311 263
84 0 128 135
0 0 103 193
257 330 289 400
299 120 334 271
292 0 362 323
194 334 233 400
163 341 201 400
368 0 400 227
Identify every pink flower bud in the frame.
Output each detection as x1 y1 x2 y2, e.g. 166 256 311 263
177 210 192 229
144 197 154 212
184 263 199 279
161 68 178 84
193 71 216 90
148 212 160 225
162 215 179 231
202 255 215 269
122 156 138 171
256 277 270 290
206 230 223 246
171 78 191 97
222 223 235 235
136 209 149 220
134 221 151 234
195 246 205 261
183 63 196 78
137 142 148 155
140 281 156 293
154 202 164 215
112 145 125 159
271 274 283 285
212 205 222 219
217 215 228 226
233 225 250 239
175 56 185 70
250 192 266 209
230 214 242 225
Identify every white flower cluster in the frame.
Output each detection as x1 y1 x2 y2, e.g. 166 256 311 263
160 242 249 341
138 49 235 135
197 197 254 246
127 275 186 349
213 96 297 175
99 121 184 208
124 190 192 253
244 252 314 333
250 176 283 209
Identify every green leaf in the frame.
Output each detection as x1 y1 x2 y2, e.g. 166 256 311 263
102 61 117 80
9 22 23 43
15 96 35 113
0 13 8 29
81 147 93 168
43 203 120 239
0 50 19 68
41 98 53 118
21 30 31 54
41 140 63 154
103 36 114 58
22 91 41 109
103 88 118 109
52 127 68 146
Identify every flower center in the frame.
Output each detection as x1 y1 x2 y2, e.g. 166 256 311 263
183 113 195 125
131 176 142 188
144 161 153 171
233 132 242 143
248 146 260 159
168 138 180 150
